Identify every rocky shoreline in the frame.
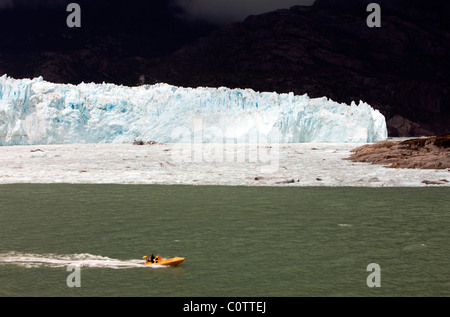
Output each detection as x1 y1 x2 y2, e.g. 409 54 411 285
346 133 450 170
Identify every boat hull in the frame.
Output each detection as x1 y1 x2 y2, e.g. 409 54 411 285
144 256 185 266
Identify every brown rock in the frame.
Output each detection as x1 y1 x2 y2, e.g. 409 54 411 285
346 133 450 169
422 179 449 185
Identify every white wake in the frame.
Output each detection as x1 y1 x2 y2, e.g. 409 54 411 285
0 251 160 269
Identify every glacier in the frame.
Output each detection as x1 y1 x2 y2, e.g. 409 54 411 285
0 75 387 146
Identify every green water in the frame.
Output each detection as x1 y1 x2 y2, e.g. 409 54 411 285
0 184 449 297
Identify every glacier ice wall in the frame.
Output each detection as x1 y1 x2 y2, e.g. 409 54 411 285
0 75 387 146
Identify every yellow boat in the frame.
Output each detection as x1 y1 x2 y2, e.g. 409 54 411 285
143 255 185 266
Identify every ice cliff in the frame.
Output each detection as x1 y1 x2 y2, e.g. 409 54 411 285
0 75 387 145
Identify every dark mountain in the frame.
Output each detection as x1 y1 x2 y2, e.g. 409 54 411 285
0 0 449 136
144 0 450 137
0 0 218 83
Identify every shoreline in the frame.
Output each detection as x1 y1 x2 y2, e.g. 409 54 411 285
1 140 448 187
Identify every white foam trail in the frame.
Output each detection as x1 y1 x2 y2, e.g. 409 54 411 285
0 251 161 269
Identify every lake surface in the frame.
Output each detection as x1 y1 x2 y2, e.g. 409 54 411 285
1 184 449 297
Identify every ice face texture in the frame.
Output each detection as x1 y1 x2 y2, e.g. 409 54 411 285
0 75 387 145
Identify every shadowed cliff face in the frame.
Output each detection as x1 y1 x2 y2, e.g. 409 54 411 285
0 0 449 137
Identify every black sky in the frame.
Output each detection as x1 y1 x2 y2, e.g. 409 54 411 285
0 0 315 24
0 0 316 58
174 0 315 24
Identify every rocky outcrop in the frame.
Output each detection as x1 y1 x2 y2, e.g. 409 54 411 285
422 179 449 185
133 140 163 146
346 133 450 169
387 115 434 137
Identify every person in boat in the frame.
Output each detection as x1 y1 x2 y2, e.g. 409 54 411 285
150 253 155 263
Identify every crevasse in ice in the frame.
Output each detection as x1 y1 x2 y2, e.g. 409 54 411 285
0 75 387 145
